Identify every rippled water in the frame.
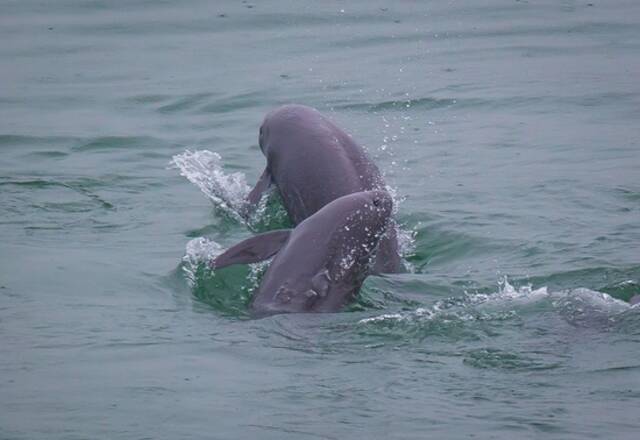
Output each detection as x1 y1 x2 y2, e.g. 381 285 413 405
2 1 639 439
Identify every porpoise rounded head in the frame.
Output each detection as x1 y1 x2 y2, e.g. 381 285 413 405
258 104 322 154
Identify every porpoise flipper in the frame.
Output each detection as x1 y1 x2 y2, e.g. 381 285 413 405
209 229 291 269
245 168 272 216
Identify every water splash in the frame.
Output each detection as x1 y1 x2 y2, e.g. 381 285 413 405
465 276 550 307
245 259 272 293
182 236 261 317
170 149 250 224
383 183 415 263
170 149 291 231
182 237 223 287
396 224 417 266
359 277 633 327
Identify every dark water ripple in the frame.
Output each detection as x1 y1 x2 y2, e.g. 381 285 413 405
333 91 640 115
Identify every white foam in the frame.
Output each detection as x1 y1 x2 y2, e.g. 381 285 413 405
170 149 250 223
182 237 223 287
465 277 549 307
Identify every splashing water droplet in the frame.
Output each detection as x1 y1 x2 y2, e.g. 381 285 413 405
170 149 250 224
182 237 223 287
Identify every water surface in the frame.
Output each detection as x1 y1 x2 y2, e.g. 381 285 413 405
2 1 640 439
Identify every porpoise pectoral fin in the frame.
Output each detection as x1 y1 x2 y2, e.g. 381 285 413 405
209 229 291 269
246 167 272 210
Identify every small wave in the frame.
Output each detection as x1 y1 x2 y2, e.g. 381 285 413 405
462 348 560 371
24 150 69 159
157 92 214 114
72 136 161 152
170 149 250 224
335 96 487 113
0 134 78 148
198 91 265 114
0 178 114 210
359 277 633 328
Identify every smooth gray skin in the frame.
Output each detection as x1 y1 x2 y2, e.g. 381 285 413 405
212 190 393 316
630 294 640 306
247 104 403 273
